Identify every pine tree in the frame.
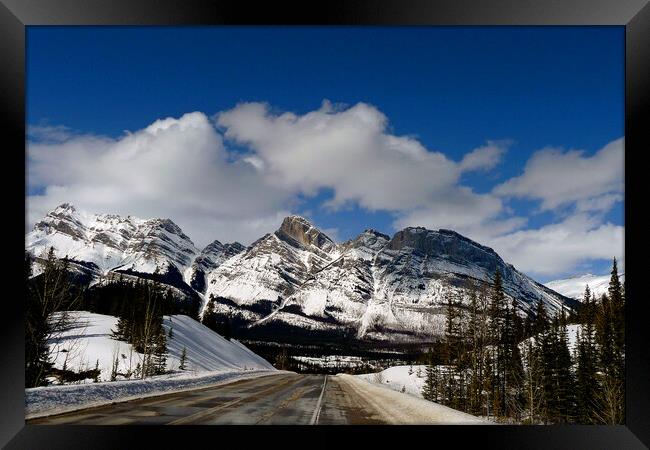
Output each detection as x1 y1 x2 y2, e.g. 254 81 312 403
554 313 576 423
179 346 187 371
504 298 524 421
575 285 598 423
532 299 549 336
489 269 507 418
93 359 101 383
593 258 625 424
422 349 438 402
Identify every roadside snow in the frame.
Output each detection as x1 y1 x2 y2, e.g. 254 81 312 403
47 311 274 383
356 365 427 399
338 374 490 424
29 310 280 418
26 369 283 419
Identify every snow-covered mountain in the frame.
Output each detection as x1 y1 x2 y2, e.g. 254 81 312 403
545 273 625 300
185 240 246 293
27 203 199 277
215 222 576 342
27 204 576 344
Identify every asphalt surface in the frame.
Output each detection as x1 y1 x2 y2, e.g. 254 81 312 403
27 373 386 425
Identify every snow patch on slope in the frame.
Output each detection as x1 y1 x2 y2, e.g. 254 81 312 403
47 311 274 383
545 273 624 300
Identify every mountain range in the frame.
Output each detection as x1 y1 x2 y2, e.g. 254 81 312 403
26 203 577 345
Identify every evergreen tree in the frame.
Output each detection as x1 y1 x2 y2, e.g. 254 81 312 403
593 258 625 424
532 299 549 336
179 346 188 371
489 269 507 417
575 285 598 423
554 314 576 423
504 298 524 420
422 349 438 402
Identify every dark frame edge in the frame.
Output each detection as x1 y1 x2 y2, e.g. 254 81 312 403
1 0 648 448
625 1 650 447
0 0 26 448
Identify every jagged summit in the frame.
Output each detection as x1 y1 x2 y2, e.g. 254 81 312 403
275 215 336 252
28 204 198 276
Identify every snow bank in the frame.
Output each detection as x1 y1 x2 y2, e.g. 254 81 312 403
47 311 274 383
338 374 491 424
26 369 282 419
162 314 275 372
356 365 427 399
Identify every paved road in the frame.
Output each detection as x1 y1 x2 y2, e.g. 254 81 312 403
27 373 386 425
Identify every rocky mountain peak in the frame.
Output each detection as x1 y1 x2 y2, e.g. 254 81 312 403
54 202 76 213
342 228 390 254
275 215 335 252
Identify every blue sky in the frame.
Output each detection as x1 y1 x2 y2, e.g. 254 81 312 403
26 27 624 281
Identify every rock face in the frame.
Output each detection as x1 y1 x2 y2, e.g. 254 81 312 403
27 204 576 344
204 216 341 323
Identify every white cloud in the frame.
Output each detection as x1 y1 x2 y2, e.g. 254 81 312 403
493 138 624 211
459 140 509 173
27 124 75 143
485 214 624 277
217 101 509 231
27 112 291 247
26 102 624 279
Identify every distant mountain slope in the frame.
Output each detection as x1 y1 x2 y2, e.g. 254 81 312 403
27 203 199 276
545 273 625 300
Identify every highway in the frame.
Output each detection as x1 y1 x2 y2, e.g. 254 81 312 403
27 373 385 425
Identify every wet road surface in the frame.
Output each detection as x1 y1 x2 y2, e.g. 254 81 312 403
28 373 385 425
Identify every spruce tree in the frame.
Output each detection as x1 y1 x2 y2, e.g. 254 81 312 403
575 285 598 423
489 269 507 417
179 346 187 371
422 349 438 402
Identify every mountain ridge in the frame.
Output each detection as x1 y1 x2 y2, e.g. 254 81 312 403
27 203 577 343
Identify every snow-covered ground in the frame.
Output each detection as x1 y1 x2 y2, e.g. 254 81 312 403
47 311 274 383
28 310 279 418
356 365 427 399
26 369 281 419
545 273 624 300
338 374 490 424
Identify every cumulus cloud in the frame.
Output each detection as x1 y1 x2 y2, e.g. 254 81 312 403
217 100 508 231
27 112 291 246
218 101 455 210
493 138 624 211
485 214 624 277
27 101 623 278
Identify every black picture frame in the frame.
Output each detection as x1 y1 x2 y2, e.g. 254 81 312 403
2 1 648 448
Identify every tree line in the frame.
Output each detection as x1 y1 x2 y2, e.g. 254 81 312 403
421 259 625 424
